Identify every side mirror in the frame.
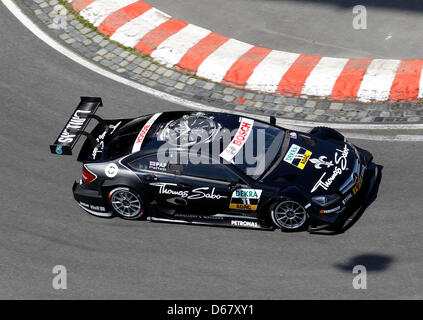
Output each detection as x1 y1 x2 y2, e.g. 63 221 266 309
228 182 243 192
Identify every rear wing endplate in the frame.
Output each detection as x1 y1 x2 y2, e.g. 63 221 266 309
50 97 103 155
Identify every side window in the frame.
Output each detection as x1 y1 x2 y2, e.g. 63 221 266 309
129 154 169 172
182 163 241 182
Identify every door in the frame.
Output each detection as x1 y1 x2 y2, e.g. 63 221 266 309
176 161 248 215
126 154 179 210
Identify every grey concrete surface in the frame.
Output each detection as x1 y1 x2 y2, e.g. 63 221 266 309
149 0 423 59
1 4 423 299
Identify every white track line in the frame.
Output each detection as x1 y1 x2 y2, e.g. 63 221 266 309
3 0 423 142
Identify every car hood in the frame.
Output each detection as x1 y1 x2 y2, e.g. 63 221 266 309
262 134 357 195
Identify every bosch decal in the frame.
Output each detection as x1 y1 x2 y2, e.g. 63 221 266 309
220 118 254 162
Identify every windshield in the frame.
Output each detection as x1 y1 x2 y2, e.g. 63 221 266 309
231 121 285 180
102 113 286 178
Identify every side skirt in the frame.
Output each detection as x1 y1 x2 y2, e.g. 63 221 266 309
148 214 274 231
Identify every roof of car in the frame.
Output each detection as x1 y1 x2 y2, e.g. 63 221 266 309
106 111 250 157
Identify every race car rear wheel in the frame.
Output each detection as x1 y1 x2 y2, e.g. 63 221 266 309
108 187 145 220
270 199 308 231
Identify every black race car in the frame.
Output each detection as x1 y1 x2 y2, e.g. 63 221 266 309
50 97 380 232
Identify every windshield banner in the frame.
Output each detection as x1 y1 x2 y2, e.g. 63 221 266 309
132 113 162 153
220 117 254 162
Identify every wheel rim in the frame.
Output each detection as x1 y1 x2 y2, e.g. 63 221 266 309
272 200 307 229
110 189 142 218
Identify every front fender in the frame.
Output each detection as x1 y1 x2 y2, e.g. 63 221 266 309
257 185 311 222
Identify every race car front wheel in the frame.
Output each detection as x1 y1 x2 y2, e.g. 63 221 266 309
108 187 145 220
270 199 308 231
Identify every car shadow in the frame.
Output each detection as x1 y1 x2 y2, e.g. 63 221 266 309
334 253 394 272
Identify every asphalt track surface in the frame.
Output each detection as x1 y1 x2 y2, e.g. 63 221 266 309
149 0 423 59
1 4 423 299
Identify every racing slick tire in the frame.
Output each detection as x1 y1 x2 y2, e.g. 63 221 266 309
310 126 344 141
108 187 146 220
269 198 309 232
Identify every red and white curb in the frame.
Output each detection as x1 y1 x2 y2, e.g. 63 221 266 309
68 0 423 103
4 0 423 140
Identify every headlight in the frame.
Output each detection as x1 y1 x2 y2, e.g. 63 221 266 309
312 194 340 207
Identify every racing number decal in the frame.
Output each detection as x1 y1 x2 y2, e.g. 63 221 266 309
229 189 262 211
283 144 312 170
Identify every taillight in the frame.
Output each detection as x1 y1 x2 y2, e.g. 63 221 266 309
82 166 96 183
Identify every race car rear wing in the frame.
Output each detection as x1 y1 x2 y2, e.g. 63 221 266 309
50 97 103 155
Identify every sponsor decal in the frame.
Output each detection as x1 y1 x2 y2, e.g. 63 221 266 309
231 220 260 228
90 205 106 212
132 113 162 153
220 118 254 162
149 161 168 171
311 144 349 193
151 183 227 200
186 187 227 200
55 145 63 155
232 189 262 199
109 121 121 134
283 144 312 170
289 132 297 139
309 156 334 169
92 143 104 159
319 206 345 214
229 204 257 210
229 189 262 211
92 128 107 160
58 110 91 144
342 193 353 205
174 213 225 221
79 202 106 212
352 176 363 195
157 113 220 147
105 163 119 178
92 122 122 160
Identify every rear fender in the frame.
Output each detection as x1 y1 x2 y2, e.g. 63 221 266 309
101 178 152 204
